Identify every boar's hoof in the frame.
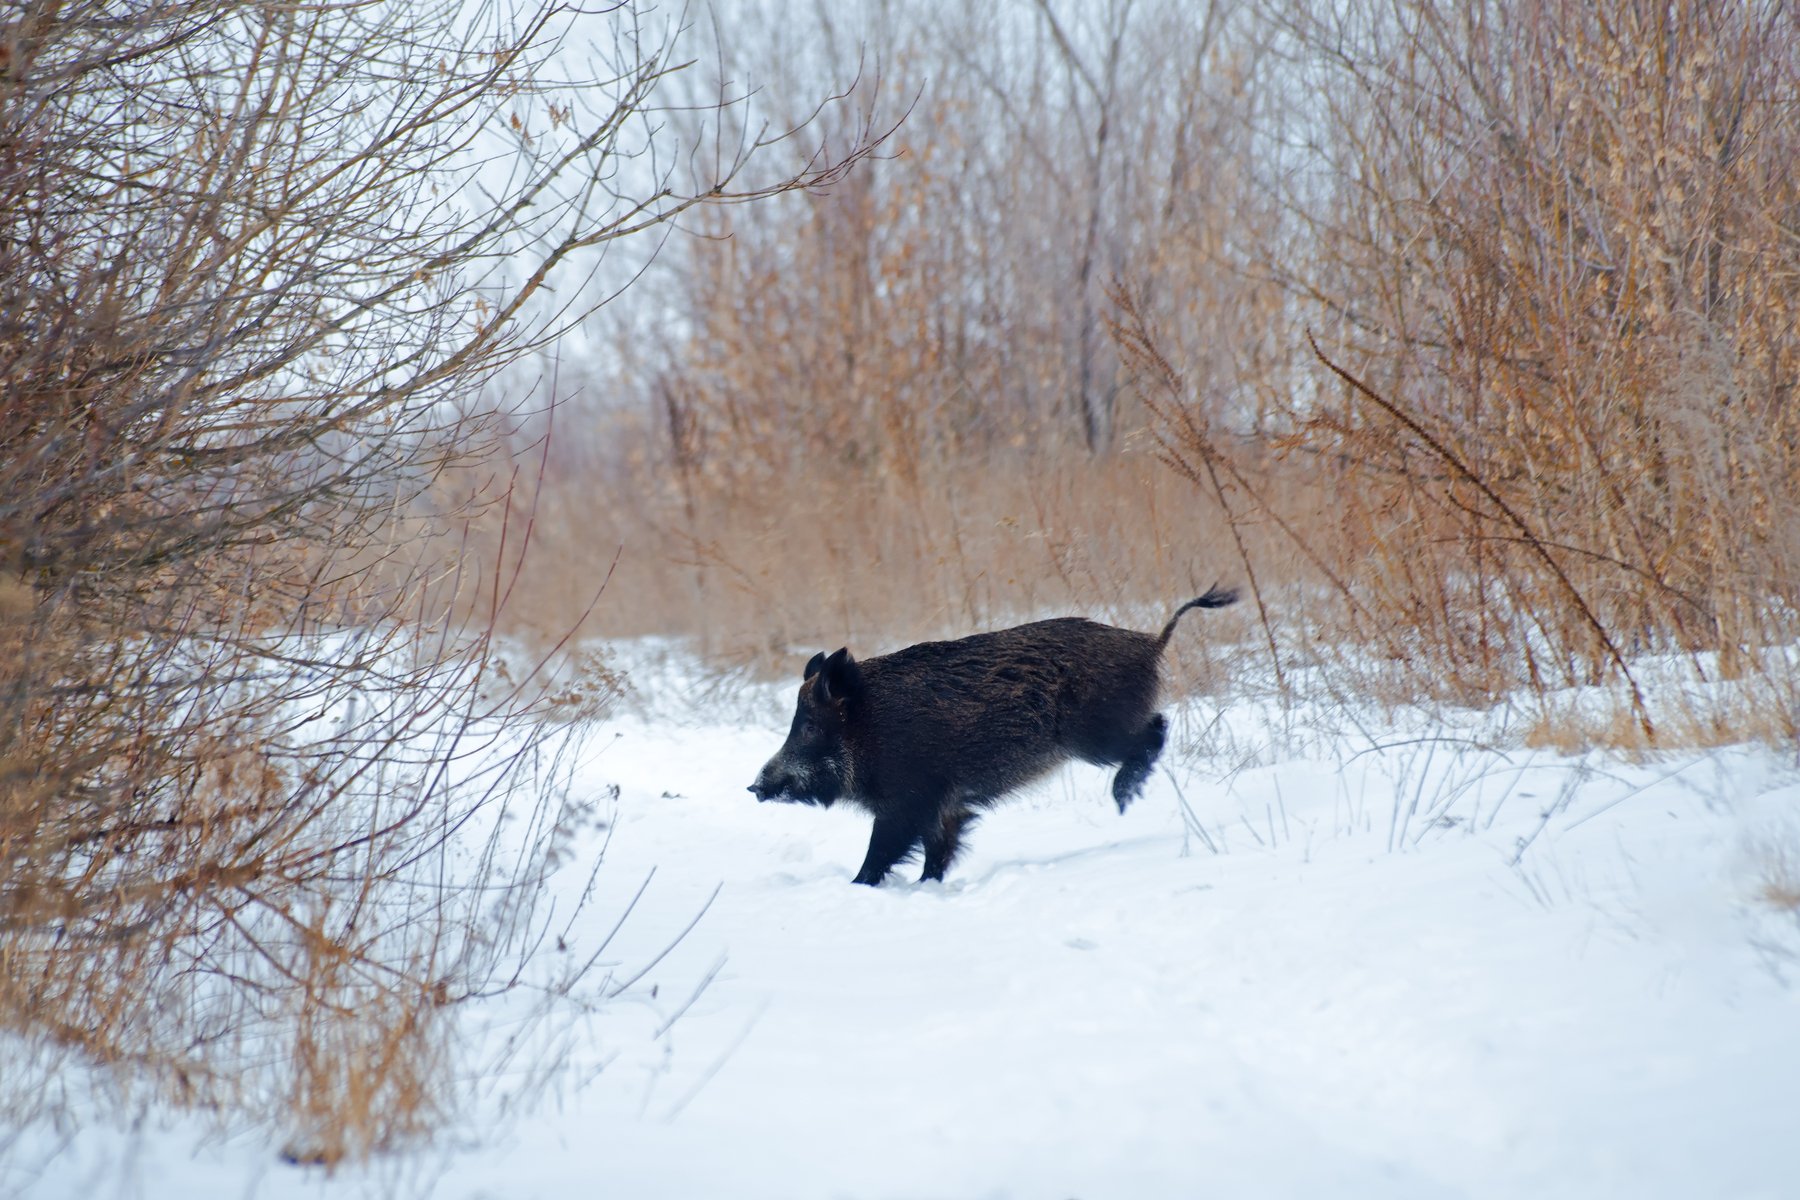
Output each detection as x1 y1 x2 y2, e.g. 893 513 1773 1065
1111 760 1152 813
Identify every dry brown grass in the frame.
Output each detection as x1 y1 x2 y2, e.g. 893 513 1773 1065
1520 681 1800 758
1760 878 1800 915
1748 828 1800 914
280 990 448 1168
448 413 1318 708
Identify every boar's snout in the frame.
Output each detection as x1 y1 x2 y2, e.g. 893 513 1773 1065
747 761 798 804
748 753 840 807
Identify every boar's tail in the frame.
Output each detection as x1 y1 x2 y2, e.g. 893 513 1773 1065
1155 584 1240 650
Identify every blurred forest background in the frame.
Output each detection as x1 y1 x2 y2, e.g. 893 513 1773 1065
489 0 1800 744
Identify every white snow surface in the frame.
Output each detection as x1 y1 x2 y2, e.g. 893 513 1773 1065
9 641 1800 1200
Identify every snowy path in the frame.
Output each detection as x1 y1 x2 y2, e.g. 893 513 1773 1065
12 669 1800 1199
490 715 1800 1200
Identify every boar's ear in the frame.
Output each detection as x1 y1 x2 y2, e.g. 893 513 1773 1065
815 647 862 704
803 651 827 681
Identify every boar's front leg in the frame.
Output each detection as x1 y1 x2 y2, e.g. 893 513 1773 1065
852 813 926 886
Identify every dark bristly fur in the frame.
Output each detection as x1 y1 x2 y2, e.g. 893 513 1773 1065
748 586 1239 886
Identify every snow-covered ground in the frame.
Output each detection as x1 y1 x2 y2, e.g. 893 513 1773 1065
9 641 1800 1199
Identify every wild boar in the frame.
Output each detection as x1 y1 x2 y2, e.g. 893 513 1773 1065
747 586 1239 885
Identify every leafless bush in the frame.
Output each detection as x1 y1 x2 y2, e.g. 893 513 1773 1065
1132 0 1800 743
0 0 885 1159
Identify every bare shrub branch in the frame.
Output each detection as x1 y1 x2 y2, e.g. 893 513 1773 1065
1 0 888 1158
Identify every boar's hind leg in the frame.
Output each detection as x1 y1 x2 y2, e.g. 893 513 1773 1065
1110 714 1168 814
852 814 926 886
920 806 979 883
